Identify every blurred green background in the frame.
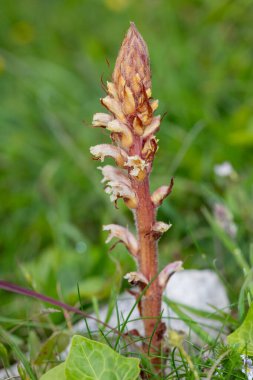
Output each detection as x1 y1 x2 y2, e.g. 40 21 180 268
0 0 253 322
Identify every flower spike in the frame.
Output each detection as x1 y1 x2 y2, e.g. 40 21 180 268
91 23 179 358
113 22 151 106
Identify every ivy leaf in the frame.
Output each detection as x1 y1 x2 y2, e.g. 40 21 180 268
65 335 140 380
227 303 253 355
40 362 66 380
39 335 140 380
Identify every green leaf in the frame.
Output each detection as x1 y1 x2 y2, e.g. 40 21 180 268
0 325 37 380
28 330 41 362
0 342 9 367
227 303 253 355
237 268 253 320
65 335 140 380
34 331 70 365
164 296 214 345
40 362 66 380
167 298 236 326
66 277 111 304
203 208 250 275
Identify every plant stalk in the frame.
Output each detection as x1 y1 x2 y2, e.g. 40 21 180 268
130 139 163 356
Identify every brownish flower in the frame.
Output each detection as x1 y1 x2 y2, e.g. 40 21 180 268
113 22 151 104
100 22 159 138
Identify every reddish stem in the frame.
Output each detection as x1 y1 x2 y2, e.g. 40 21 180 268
130 138 163 356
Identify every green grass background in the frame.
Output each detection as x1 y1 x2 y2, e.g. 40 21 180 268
0 0 253 321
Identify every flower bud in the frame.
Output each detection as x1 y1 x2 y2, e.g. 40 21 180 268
142 136 158 162
113 22 151 104
143 116 160 138
101 96 125 122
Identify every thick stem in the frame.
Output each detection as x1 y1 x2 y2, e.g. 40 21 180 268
130 139 163 356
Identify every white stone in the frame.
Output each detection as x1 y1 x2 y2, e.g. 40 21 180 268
164 269 230 344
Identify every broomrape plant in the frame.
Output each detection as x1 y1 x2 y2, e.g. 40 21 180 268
90 23 182 359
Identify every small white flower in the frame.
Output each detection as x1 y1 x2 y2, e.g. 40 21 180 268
213 203 237 238
103 224 139 257
92 113 113 127
107 119 133 148
104 181 135 203
151 221 172 240
151 178 174 207
124 272 148 287
241 355 253 380
124 155 148 179
158 261 183 289
99 165 130 185
90 144 127 167
152 221 172 234
214 161 234 178
99 165 137 208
